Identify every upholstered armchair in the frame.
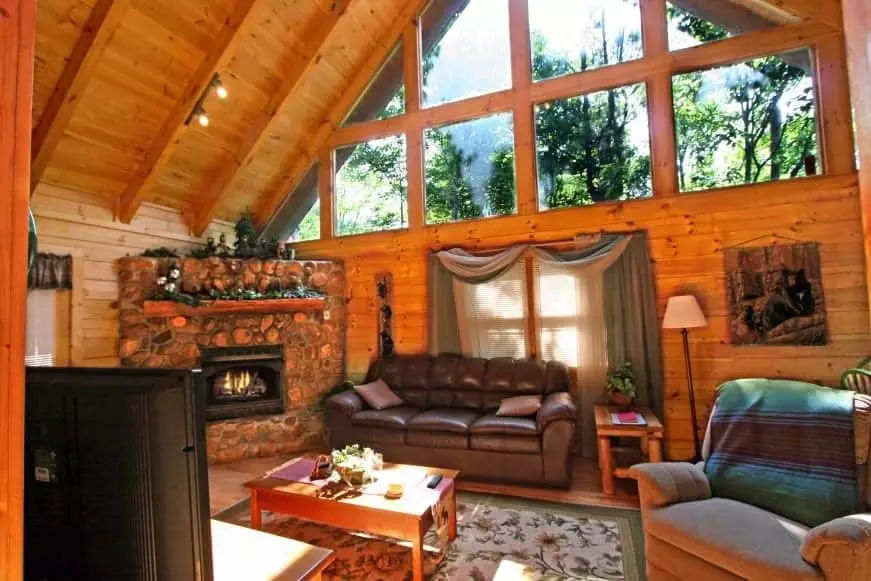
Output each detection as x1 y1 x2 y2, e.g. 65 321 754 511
630 386 871 581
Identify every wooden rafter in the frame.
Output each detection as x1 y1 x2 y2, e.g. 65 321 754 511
253 0 433 228
116 0 261 225
188 0 352 236
30 0 130 192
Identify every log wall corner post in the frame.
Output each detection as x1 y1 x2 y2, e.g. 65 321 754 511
0 0 36 578
841 0 871 327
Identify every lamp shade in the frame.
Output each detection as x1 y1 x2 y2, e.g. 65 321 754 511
663 295 708 329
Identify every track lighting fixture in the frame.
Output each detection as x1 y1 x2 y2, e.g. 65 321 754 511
184 73 228 127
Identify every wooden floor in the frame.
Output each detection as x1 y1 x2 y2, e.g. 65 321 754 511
208 453 639 515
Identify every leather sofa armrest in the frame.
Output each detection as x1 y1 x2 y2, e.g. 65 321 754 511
326 390 364 418
537 392 576 431
628 462 711 508
801 514 871 578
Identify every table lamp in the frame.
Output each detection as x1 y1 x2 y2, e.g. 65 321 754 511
662 294 708 462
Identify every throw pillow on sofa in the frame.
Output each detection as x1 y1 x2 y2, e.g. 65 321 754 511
496 395 542 417
354 379 404 410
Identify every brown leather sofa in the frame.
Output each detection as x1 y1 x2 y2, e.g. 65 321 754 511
326 354 577 487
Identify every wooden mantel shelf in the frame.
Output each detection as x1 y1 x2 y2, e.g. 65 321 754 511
143 298 326 318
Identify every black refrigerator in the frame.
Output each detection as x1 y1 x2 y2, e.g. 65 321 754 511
25 367 213 581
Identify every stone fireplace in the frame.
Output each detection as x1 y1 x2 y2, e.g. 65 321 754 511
200 344 285 421
117 256 345 464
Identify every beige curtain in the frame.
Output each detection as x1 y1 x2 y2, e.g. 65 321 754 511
428 245 528 354
532 237 630 457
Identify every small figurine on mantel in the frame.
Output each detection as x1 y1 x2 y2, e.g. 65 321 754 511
216 234 232 257
204 237 218 256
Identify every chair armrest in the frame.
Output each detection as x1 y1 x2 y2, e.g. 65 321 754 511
537 392 576 431
325 390 364 418
628 462 711 508
801 514 871 578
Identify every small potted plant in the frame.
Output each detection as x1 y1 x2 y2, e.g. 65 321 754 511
331 444 374 487
605 362 637 410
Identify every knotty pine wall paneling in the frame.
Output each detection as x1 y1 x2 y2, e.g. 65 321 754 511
30 183 234 366
292 175 871 459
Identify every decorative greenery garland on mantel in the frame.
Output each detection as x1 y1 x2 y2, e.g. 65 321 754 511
150 286 324 307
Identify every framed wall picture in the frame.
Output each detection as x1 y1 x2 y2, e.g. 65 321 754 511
724 241 827 346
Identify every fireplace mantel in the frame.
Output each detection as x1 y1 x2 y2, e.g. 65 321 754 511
143 298 326 318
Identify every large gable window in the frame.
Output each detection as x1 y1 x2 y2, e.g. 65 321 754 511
535 83 652 209
424 113 517 225
529 0 643 82
421 0 512 107
673 50 818 192
334 135 408 237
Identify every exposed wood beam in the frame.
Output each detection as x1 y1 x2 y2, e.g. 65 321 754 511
317 149 335 239
0 0 36 577
814 32 856 176
254 0 432 228
841 0 871 326
30 0 130 192
116 0 261 225
189 0 352 236
728 0 842 29
404 20 425 229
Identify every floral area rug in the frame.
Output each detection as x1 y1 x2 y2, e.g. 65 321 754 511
214 492 644 581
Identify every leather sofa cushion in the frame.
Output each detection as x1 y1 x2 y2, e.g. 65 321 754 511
455 357 487 390
646 498 820 581
353 426 406 445
407 409 480 433
402 357 432 390
484 357 515 391
407 430 468 449
428 354 461 389
352 407 419 429
471 415 539 436
545 361 571 393
471 435 541 454
513 359 546 393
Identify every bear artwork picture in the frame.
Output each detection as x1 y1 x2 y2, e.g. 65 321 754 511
724 242 828 346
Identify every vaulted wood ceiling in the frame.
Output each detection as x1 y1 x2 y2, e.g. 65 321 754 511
31 0 843 234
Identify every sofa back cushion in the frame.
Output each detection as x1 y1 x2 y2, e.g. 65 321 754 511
364 354 570 411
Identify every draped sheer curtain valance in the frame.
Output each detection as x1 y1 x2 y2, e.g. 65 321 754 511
428 233 662 457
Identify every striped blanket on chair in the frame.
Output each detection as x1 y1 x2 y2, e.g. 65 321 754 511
704 378 859 527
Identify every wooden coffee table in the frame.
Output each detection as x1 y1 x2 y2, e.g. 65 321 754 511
245 455 459 581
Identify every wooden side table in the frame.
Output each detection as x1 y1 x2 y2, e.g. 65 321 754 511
594 405 664 495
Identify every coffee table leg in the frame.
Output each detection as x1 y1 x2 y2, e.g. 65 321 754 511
250 490 262 530
447 485 457 541
411 534 424 581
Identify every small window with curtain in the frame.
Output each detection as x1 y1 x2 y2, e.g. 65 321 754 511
453 261 529 359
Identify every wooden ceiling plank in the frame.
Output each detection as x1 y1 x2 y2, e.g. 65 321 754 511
30 0 131 192
189 0 353 236
253 0 432 228
116 0 262 225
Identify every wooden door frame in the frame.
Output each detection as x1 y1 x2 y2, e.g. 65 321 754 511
0 0 36 578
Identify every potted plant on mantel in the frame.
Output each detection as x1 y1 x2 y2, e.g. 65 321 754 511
605 362 638 410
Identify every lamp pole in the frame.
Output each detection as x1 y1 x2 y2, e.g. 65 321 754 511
681 328 702 462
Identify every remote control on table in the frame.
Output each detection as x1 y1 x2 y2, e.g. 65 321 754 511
426 474 443 489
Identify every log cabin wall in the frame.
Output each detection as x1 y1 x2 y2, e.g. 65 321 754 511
30 183 234 366
292 174 870 460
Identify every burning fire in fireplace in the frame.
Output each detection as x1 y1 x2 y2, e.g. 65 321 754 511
214 369 268 401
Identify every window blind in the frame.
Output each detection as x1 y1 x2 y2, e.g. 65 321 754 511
533 260 595 368
453 261 529 359
26 289 56 367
